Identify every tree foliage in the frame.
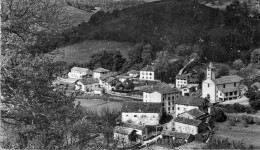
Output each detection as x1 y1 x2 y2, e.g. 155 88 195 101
245 86 260 110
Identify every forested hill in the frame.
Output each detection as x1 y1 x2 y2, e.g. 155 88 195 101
61 0 260 62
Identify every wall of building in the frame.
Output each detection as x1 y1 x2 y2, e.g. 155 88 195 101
143 92 162 103
175 104 198 117
175 122 198 135
162 93 181 115
178 113 195 119
139 71 154 80
122 112 160 126
176 79 188 88
68 70 87 79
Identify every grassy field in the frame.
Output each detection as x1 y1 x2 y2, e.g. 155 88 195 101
54 40 134 64
213 121 260 148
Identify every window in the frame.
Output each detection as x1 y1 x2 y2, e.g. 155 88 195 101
208 84 210 87
168 97 170 100
153 116 155 118
234 83 236 87
163 98 165 101
230 92 233 96
162 108 165 111
223 84 226 88
150 73 152 75
172 101 174 105
178 107 180 110
168 102 170 105
134 115 137 117
168 107 170 111
225 93 228 96
220 93 222 96
172 106 174 110
150 77 151 79
172 96 174 100
162 103 164 106
184 108 186 111
234 91 237 95
126 115 128 117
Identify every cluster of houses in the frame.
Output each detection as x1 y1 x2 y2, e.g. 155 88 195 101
65 62 249 147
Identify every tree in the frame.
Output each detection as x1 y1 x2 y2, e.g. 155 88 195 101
245 86 260 110
141 44 155 67
232 59 245 70
217 66 229 78
89 50 125 71
210 107 227 122
250 48 260 65
1 0 84 149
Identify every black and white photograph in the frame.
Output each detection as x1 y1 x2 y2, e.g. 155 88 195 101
1 0 260 149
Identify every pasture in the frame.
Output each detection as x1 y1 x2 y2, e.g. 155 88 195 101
53 40 134 64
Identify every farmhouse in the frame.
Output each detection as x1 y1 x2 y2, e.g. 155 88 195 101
121 101 161 126
174 116 206 135
161 130 195 143
139 65 155 81
175 74 189 89
68 67 90 79
202 62 247 103
93 67 110 79
141 83 181 115
74 78 99 92
174 96 209 117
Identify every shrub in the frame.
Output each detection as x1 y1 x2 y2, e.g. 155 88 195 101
211 107 227 122
230 120 236 126
245 116 255 124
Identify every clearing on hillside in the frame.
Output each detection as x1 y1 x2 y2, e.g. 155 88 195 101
53 40 134 64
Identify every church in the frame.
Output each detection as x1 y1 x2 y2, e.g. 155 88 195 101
202 62 247 103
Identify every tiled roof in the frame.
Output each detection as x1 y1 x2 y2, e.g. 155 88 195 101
175 96 206 106
218 87 239 93
140 65 154 71
106 77 117 83
122 123 146 131
128 70 139 74
161 130 193 140
176 74 189 80
100 72 118 81
114 126 134 135
77 78 99 85
94 67 110 73
141 82 180 94
213 75 243 84
186 108 205 119
121 102 161 113
174 116 202 126
251 82 260 89
238 84 247 89
71 67 89 72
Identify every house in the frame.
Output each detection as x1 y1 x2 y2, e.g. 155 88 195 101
181 84 199 96
139 65 155 81
74 78 99 92
127 70 139 78
174 116 206 135
114 126 139 145
117 75 132 83
175 74 189 89
141 83 181 115
178 108 209 121
161 130 195 143
93 67 110 79
68 67 90 79
93 88 103 95
202 62 247 103
99 73 119 92
99 72 118 88
175 96 209 117
251 82 260 91
122 123 148 140
121 101 161 126
82 70 93 79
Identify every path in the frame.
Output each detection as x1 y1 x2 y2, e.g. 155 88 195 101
178 58 194 75
219 96 249 106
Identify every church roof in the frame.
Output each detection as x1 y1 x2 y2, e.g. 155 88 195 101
213 75 243 84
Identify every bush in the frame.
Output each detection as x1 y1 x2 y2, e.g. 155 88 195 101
211 107 227 122
244 116 255 124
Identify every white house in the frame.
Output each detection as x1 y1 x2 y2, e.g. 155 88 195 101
141 82 181 115
127 70 139 78
202 62 247 103
121 101 161 126
175 96 209 117
174 116 206 135
68 67 90 79
139 65 155 81
175 74 189 89
93 67 110 79
74 78 99 92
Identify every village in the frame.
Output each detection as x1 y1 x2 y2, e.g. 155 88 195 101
52 60 256 149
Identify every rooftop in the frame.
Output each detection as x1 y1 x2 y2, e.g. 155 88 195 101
100 72 118 81
141 82 180 94
174 116 202 126
251 82 260 89
76 78 99 85
185 108 205 119
71 67 89 72
140 65 154 72
128 70 139 74
121 101 161 113
176 74 189 80
175 96 207 106
114 126 134 135
161 130 193 140
122 123 146 131
94 67 110 73
213 75 243 84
